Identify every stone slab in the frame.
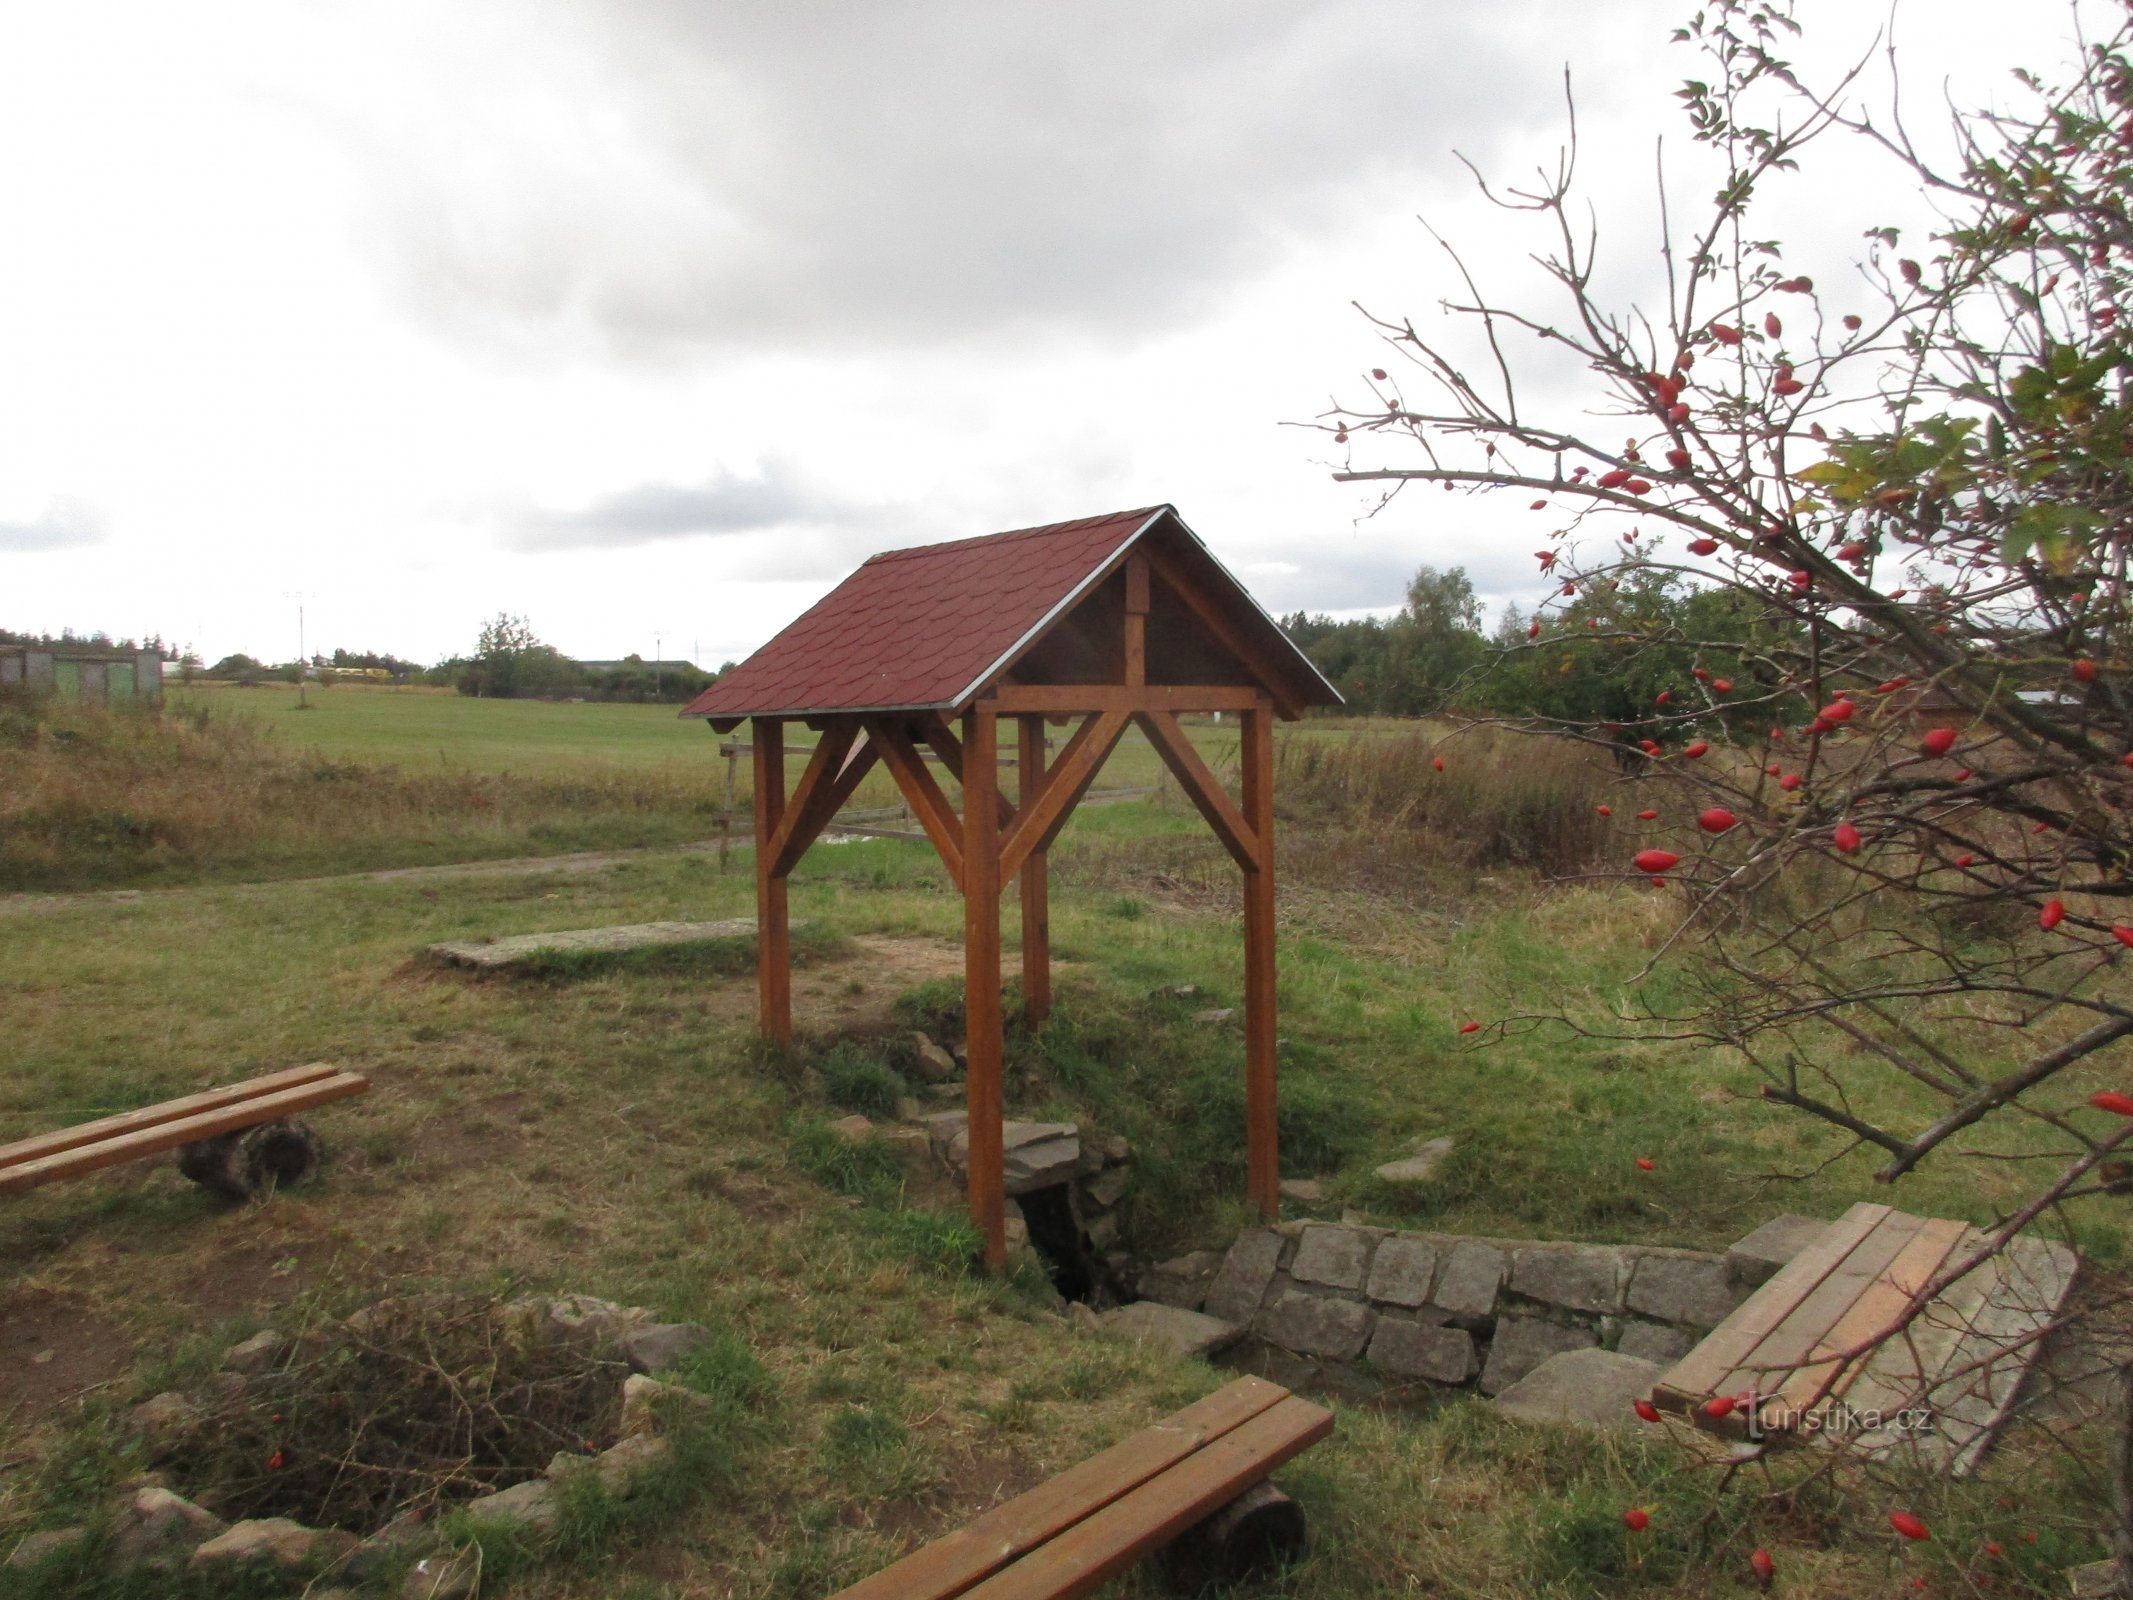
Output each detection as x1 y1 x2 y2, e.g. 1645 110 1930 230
1367 1318 1477 1383
426 919 782 969
1625 1254 1743 1329
1289 1225 1374 1291
1493 1348 1665 1430
1509 1246 1625 1315
464 1478 557 1532
1140 1250 1224 1312
1725 1214 1830 1287
1480 1316 1596 1396
1256 1290 1375 1362
1431 1241 1506 1319
2069 1558 2130 1598
1365 1236 1437 1307
1374 1137 1456 1186
1096 1302 1242 1359
1617 1320 1696 1366
1203 1230 1286 1325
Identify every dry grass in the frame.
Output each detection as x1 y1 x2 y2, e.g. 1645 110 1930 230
1277 724 1615 879
0 696 723 890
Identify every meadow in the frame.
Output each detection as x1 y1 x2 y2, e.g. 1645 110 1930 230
0 690 2118 1597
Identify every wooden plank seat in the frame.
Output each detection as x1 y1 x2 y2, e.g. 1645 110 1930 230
0 1063 370 1198
1651 1201 2079 1474
828 1375 1334 1600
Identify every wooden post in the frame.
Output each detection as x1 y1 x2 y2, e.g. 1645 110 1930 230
1240 699 1279 1222
753 718 791 1048
963 707 1007 1268
1018 714 1051 1027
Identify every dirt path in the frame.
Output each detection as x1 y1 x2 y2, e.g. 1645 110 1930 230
0 839 731 918
0 786 1160 918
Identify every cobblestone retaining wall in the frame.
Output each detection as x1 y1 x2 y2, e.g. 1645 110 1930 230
1139 1219 1768 1394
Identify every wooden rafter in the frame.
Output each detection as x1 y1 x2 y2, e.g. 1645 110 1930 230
768 720 877 878
865 716 966 890
998 708 1130 881
1141 543 1304 718
1135 709 1261 872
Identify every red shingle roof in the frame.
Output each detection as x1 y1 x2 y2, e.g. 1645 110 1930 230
680 507 1163 719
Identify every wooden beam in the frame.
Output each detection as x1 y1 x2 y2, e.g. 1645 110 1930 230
990 684 1264 715
998 709 1131 881
0 1063 343 1169
915 712 1017 827
1135 709 1260 872
963 708 1007 1270
767 720 865 879
1241 700 1279 1223
0 1074 371 1196
753 718 792 1047
1019 714 1051 1028
1123 552 1148 688
1141 542 1304 719
866 718 966 892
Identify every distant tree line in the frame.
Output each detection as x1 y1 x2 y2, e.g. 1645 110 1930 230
2 627 186 659
198 615 718 704
1283 563 1789 740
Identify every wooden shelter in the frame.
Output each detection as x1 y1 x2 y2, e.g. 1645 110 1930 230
681 506 1340 1265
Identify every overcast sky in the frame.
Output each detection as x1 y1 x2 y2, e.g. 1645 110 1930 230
0 0 2076 667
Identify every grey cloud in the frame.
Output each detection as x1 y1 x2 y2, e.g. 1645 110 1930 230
1233 544 1425 616
507 460 841 551
360 0 1612 356
0 499 105 553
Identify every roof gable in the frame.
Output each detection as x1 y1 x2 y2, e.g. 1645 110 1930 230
679 505 1338 722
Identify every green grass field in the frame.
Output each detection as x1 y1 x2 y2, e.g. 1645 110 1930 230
0 691 2117 1597
170 684 728 776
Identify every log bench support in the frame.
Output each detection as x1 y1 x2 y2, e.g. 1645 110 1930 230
0 1064 370 1199
827 1375 1333 1600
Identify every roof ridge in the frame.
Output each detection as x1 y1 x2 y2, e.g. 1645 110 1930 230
861 506 1165 566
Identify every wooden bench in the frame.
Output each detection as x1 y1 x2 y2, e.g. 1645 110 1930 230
1652 1201 2078 1474
828 1375 1333 1600
0 1063 370 1200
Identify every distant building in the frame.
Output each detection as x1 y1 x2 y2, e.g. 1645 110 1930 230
0 644 163 705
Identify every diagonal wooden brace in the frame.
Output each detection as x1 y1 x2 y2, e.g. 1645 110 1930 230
1135 709 1262 872
767 720 868 878
866 716 966 890
998 708 1130 881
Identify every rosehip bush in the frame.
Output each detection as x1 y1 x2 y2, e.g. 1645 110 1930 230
1322 0 2133 1571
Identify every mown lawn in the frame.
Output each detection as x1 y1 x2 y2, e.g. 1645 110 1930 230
0 795 2116 1598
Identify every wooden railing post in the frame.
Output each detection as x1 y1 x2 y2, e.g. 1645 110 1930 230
964 707 1007 1268
1019 714 1051 1028
753 718 791 1048
1241 699 1279 1222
